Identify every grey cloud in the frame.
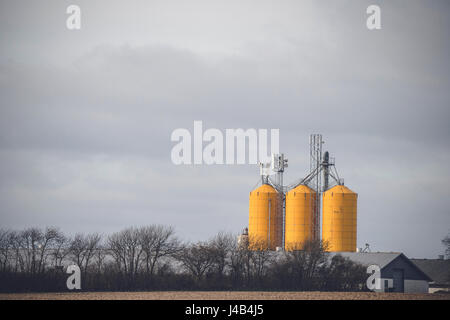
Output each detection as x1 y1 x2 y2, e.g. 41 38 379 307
0 0 449 258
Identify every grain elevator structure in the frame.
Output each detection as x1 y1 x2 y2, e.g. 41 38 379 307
247 134 358 252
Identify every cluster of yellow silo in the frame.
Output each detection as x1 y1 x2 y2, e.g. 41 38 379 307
248 183 357 252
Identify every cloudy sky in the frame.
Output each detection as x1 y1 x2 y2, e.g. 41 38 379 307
0 0 449 258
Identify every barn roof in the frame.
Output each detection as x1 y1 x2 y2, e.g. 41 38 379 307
410 259 450 285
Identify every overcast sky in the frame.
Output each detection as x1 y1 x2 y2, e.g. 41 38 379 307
0 0 449 258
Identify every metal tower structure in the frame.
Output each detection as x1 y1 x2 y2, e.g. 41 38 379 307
271 153 288 191
309 134 323 241
281 135 343 243
259 153 288 192
270 154 287 248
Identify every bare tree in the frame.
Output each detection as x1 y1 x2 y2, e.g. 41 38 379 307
324 255 367 291
69 233 103 273
0 229 12 272
83 233 102 273
250 248 273 280
92 243 108 274
282 239 329 289
19 227 44 274
108 227 143 277
50 233 70 268
69 233 89 268
175 241 216 282
442 233 450 259
0 225 371 292
229 235 270 285
246 235 273 283
9 231 23 273
36 227 64 273
138 225 181 276
209 232 233 276
229 234 245 284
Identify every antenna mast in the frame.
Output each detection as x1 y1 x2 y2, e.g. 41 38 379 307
309 134 323 241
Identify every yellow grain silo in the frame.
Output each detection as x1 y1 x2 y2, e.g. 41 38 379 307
248 184 282 250
322 185 357 252
284 185 316 250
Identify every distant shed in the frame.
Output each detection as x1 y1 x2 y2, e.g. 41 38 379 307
330 252 431 293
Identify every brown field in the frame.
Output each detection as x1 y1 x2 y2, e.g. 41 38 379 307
0 291 449 300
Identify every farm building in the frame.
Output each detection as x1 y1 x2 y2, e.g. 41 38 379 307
411 258 450 293
331 252 432 293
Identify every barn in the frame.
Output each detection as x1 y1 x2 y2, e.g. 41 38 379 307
411 258 450 293
331 252 432 293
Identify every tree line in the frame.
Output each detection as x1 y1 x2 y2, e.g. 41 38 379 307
0 226 368 292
